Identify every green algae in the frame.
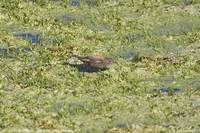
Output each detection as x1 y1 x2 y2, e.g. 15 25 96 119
0 0 200 132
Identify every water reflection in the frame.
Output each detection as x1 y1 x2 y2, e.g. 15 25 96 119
14 33 41 44
153 87 183 94
69 0 80 7
0 48 8 58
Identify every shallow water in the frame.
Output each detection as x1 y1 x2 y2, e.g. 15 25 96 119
0 48 8 58
153 87 183 94
150 14 200 36
69 0 81 7
55 13 85 24
147 74 200 94
14 33 41 44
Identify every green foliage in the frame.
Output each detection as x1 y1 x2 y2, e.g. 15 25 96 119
0 0 200 132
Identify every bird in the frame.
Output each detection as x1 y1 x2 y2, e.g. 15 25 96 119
72 55 115 70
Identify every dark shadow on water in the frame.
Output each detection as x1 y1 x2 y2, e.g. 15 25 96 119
64 62 105 73
14 33 41 44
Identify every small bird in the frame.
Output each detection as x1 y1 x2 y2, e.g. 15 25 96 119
72 55 115 70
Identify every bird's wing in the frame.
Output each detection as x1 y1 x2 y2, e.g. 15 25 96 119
73 55 91 62
73 55 105 64
90 57 105 63
80 57 91 62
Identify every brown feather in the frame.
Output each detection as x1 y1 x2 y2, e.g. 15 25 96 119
72 55 114 70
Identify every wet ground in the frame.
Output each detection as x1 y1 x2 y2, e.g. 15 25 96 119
0 0 200 132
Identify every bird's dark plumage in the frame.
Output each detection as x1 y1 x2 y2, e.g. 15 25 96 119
72 55 114 70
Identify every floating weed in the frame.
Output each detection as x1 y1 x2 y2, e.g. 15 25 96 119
5 23 24 33
55 13 85 24
147 74 200 95
114 46 139 61
150 13 200 37
48 96 99 116
121 50 139 62
121 10 144 21
0 47 24 58
87 23 112 32
133 43 157 58
1 0 200 132
50 101 94 115
82 0 99 7
125 33 144 43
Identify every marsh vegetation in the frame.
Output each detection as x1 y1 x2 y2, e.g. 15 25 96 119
0 0 200 132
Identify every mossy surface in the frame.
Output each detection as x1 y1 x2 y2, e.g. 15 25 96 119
0 0 200 132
